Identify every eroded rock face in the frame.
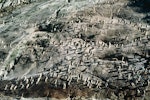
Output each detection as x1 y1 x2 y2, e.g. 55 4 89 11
0 0 150 100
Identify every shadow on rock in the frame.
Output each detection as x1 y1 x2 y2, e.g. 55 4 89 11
128 0 150 13
128 0 150 24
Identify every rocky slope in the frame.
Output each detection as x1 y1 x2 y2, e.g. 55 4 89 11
0 0 150 100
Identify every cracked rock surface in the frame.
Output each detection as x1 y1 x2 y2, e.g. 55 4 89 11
0 0 150 100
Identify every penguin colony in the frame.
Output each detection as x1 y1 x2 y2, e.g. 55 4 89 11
0 0 150 99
